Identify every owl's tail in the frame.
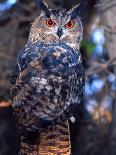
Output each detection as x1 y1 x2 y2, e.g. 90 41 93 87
20 119 71 155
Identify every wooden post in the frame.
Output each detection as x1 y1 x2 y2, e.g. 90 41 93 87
38 119 71 155
20 119 71 155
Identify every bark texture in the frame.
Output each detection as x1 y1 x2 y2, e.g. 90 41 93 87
20 120 71 155
38 120 71 155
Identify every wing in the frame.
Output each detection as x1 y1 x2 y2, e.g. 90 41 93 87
10 43 84 131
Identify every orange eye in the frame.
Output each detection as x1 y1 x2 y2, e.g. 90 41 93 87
66 20 74 29
46 19 56 27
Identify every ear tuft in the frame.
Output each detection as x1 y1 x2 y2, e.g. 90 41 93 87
68 1 84 19
35 0 51 16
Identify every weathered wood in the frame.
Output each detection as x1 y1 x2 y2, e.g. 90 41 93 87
38 120 71 155
20 120 71 155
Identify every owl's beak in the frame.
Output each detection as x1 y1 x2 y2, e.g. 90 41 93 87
57 28 63 39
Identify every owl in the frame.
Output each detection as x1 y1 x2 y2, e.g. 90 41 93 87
10 0 85 133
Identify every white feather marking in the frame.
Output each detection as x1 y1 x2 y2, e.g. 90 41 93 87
39 78 47 85
70 116 76 123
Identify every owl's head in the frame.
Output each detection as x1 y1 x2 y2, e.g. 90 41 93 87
29 0 83 50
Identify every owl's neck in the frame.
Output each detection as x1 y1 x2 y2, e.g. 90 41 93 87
28 37 80 52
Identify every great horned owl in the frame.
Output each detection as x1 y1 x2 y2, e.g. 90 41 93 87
11 0 84 134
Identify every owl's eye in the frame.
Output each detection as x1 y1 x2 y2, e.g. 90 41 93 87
46 19 56 27
66 20 74 29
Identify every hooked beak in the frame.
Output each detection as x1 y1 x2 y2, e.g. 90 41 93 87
57 28 63 39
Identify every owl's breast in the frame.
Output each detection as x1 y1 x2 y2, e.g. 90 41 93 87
39 44 80 73
20 43 80 72
13 43 84 127
41 51 68 71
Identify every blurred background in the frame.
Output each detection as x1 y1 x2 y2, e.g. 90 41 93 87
0 0 116 155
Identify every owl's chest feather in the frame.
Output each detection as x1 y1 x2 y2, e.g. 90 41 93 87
12 43 84 126
20 43 80 74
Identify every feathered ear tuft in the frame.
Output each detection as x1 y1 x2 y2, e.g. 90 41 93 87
68 2 83 19
35 0 51 16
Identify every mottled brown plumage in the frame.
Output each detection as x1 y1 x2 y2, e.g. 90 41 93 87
10 0 85 154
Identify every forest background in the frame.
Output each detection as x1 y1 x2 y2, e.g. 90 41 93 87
0 0 116 155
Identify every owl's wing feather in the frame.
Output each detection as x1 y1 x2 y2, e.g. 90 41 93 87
10 48 27 100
